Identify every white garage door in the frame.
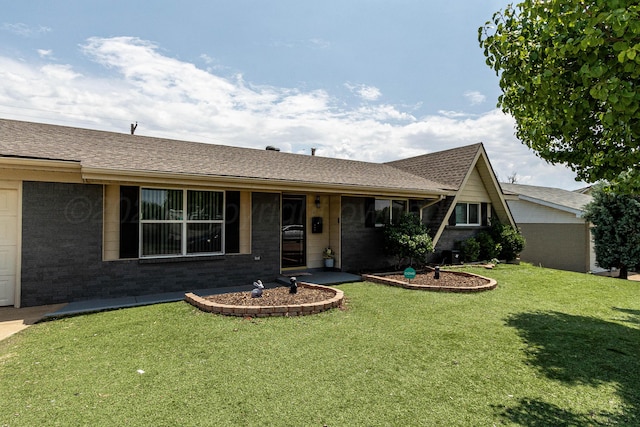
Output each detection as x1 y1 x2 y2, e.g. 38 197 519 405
0 189 18 306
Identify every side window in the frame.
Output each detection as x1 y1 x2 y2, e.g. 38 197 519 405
454 203 481 226
370 198 407 227
375 199 391 227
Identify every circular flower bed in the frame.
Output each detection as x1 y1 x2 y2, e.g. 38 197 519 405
185 283 343 317
362 269 496 292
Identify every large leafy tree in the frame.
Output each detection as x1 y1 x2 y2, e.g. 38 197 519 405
479 0 640 184
583 184 640 279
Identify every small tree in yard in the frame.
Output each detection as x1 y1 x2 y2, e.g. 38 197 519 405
383 213 434 268
583 184 640 279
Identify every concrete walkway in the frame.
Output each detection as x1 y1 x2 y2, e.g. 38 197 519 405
0 304 66 341
0 270 362 341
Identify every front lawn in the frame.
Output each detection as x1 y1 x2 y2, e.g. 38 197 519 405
1 264 639 426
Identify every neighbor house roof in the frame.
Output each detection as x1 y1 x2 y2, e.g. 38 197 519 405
0 118 451 197
501 183 592 216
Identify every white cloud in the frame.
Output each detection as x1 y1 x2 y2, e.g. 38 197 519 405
437 110 472 118
41 64 82 80
308 38 331 49
37 49 53 58
0 36 584 190
1 22 51 37
345 83 382 102
464 90 486 105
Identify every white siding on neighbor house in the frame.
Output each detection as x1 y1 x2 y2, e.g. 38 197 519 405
459 167 491 203
507 200 584 224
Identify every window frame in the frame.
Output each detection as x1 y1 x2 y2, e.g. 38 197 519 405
139 187 225 258
454 202 481 226
374 198 408 227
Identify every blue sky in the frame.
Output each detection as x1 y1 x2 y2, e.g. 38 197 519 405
0 0 586 189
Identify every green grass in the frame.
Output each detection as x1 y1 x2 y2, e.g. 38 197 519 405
1 264 639 426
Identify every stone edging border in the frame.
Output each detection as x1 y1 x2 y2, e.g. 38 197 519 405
185 283 344 317
362 270 497 293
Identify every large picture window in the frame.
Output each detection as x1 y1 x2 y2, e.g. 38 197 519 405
454 202 480 226
140 188 224 257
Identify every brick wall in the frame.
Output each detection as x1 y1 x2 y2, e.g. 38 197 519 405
340 196 395 273
20 182 281 306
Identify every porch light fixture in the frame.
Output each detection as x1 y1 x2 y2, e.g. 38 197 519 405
315 195 321 208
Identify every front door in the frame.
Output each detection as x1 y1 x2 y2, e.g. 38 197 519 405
0 188 18 306
281 195 306 268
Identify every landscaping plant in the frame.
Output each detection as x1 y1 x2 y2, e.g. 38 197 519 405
491 222 525 262
383 212 434 268
461 237 480 262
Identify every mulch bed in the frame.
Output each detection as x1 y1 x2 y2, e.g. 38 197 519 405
205 286 335 306
204 270 491 307
383 270 490 288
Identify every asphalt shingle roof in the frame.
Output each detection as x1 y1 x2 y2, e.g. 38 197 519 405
501 182 592 212
385 143 482 190
0 118 450 194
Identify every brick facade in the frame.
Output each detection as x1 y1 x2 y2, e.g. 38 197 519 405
20 182 281 307
340 196 395 273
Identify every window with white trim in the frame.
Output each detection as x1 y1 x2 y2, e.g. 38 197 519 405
454 202 480 226
140 188 224 257
374 199 407 227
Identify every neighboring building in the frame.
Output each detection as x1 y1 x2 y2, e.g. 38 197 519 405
501 183 598 273
0 118 515 307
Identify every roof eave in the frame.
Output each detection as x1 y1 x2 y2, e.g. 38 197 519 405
81 167 454 198
0 156 84 183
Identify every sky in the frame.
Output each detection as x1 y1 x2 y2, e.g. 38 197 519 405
0 1 586 190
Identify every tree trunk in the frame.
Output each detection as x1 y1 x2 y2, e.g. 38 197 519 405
619 265 628 280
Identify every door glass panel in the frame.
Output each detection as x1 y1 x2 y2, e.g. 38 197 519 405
282 196 306 268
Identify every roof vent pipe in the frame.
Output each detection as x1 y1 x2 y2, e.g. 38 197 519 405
311 147 316 156
265 146 280 151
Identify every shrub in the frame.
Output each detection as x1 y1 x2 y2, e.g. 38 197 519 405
491 223 525 262
476 231 501 261
461 237 480 262
383 213 434 268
